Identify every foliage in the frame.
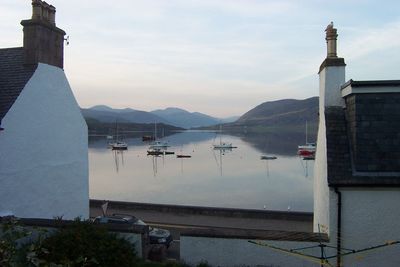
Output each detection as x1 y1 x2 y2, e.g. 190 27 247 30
0 217 30 266
35 219 137 267
1 218 211 267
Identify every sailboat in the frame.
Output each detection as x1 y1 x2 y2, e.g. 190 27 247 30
213 124 237 150
298 121 315 157
109 121 128 150
148 122 171 154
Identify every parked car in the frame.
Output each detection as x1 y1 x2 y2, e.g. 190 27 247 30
92 214 173 248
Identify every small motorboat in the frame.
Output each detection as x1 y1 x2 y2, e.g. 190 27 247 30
261 155 277 160
177 154 191 158
147 150 174 156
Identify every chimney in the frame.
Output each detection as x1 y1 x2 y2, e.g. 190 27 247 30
318 22 346 109
325 22 338 58
21 0 66 68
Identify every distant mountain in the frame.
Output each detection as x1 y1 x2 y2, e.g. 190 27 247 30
82 105 238 129
236 97 318 126
81 105 169 124
150 107 220 128
90 105 115 112
85 118 182 136
208 97 318 136
220 115 240 123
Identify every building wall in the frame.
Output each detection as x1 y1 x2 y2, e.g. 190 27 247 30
313 65 345 234
313 113 330 233
318 66 346 110
327 188 400 267
181 236 320 267
0 63 88 219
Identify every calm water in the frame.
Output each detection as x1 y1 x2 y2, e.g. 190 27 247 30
89 131 314 212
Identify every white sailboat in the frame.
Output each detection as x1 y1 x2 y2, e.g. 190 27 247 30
109 121 128 150
148 122 170 152
213 124 236 150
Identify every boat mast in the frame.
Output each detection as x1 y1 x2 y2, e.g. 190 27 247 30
305 120 308 144
115 120 118 142
219 124 222 145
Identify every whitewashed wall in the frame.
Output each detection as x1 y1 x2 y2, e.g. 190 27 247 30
181 236 322 267
318 66 346 109
313 65 345 234
313 110 329 234
0 63 88 219
327 188 400 267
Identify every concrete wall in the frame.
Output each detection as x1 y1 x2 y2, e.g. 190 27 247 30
181 236 322 267
0 63 88 219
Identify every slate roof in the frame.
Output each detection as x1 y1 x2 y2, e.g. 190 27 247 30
341 79 400 89
0 47 37 122
325 107 400 186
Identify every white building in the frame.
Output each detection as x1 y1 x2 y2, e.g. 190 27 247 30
0 0 88 220
314 23 400 266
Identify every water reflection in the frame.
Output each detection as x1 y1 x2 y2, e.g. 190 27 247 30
112 150 125 173
89 130 314 211
212 147 234 176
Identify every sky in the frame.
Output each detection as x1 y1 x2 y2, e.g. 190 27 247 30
1 1 400 118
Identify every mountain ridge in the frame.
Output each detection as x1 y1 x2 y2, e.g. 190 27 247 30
81 97 318 133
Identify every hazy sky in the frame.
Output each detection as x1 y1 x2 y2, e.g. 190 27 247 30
1 1 400 117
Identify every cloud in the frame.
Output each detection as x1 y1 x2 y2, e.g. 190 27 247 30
341 20 400 60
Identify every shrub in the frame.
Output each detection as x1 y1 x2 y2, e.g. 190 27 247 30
36 219 138 267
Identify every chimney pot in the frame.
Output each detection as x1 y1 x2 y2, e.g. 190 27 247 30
42 1 50 21
325 22 338 58
31 0 42 20
48 5 56 25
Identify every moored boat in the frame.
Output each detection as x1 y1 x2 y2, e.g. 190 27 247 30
111 141 128 150
261 155 277 160
177 154 191 158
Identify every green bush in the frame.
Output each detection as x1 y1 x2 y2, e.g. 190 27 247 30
0 217 30 267
35 219 138 267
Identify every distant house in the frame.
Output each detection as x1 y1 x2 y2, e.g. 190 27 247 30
0 0 88 219
314 24 400 266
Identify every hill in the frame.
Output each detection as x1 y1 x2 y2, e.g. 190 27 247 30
151 107 220 128
237 97 318 126
85 118 182 137
81 105 234 129
204 97 319 137
81 106 169 124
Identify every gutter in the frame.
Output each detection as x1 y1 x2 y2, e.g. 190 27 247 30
334 187 342 267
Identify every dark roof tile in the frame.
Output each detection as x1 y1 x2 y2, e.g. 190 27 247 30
0 47 37 122
325 107 400 187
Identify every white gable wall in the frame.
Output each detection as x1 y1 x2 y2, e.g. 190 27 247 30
313 112 329 233
327 188 400 267
0 63 88 219
314 65 345 234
